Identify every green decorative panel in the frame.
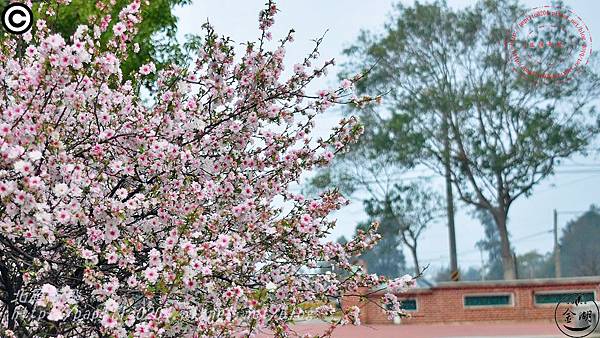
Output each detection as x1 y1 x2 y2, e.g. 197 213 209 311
402 299 417 311
385 299 417 311
464 294 511 307
535 292 595 304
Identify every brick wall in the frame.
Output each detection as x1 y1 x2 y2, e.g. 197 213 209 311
344 277 600 325
340 287 369 323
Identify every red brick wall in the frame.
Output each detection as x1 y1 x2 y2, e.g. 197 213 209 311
340 287 369 323
344 277 600 325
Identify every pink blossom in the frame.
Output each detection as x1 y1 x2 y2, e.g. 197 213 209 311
113 22 126 36
101 314 118 328
105 225 120 242
139 62 156 75
13 160 33 176
293 64 305 74
55 209 71 224
216 234 230 250
144 267 160 284
388 274 416 293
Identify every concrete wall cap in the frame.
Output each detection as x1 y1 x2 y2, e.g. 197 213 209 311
434 276 600 289
367 276 600 296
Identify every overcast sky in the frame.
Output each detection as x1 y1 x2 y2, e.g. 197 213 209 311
174 0 600 279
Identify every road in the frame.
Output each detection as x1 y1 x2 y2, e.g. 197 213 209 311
254 321 570 338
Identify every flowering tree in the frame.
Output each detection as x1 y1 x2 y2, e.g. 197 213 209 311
0 1 413 337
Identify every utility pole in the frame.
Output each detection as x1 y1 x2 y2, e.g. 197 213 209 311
443 111 458 281
513 251 519 279
554 209 561 278
479 247 485 281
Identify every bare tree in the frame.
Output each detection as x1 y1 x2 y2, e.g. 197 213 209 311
365 184 442 275
309 139 441 276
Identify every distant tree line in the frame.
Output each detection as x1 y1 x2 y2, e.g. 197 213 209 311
436 205 600 282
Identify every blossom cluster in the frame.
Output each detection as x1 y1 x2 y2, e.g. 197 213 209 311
388 274 416 293
0 0 410 337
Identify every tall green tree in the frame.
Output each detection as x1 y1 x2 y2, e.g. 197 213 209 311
355 220 407 278
474 208 504 280
560 206 600 277
341 0 600 279
0 0 192 83
516 251 554 279
341 0 463 279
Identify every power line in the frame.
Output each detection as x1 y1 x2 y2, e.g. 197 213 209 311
560 164 600 168
512 229 553 242
421 229 553 262
537 174 600 193
422 209 592 264
557 210 588 215
556 169 600 174
342 169 600 186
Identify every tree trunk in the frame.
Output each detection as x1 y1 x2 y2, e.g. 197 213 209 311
495 211 516 279
400 232 421 277
410 245 420 276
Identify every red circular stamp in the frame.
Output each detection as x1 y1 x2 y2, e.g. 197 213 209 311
507 6 592 82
